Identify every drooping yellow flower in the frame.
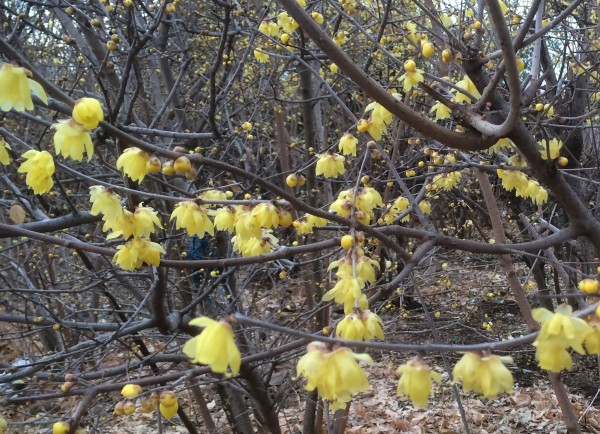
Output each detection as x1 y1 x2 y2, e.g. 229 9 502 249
315 152 345 178
278 12 299 34
72 97 104 130
89 185 123 222
106 204 162 240
533 304 592 353
399 59 424 93
396 358 441 407
116 147 153 182
338 133 358 156
170 201 214 238
293 216 315 235
17 149 55 194
0 138 11 165
306 214 328 228
182 316 241 375
232 231 277 256
52 119 94 161
199 189 228 204
487 137 514 153
533 335 574 372
539 138 563 160
361 310 384 340
355 187 383 212
213 206 236 232
235 206 262 238
254 49 269 63
430 101 451 121
336 313 366 340
453 352 514 399
419 200 431 214
323 276 366 313
432 171 462 191
453 75 481 103
296 342 372 410
113 238 165 270
252 203 280 228
258 21 279 37
0 63 47 112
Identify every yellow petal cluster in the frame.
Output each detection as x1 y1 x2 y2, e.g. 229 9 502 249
296 342 372 410
430 101 451 121
171 201 214 238
532 305 593 372
432 171 462 191
539 138 563 160
315 152 345 178
72 97 104 130
183 316 241 375
453 352 514 399
336 310 384 341
17 150 54 194
453 75 481 103
52 119 94 161
0 63 47 112
116 147 154 182
396 358 441 407
338 133 358 156
113 238 165 270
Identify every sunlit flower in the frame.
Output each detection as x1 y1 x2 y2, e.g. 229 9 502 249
0 63 47 112
183 316 241 375
17 149 54 194
72 97 104 130
53 119 94 161
396 358 441 407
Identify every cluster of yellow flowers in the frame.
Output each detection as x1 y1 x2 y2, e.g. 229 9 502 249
381 196 431 224
328 186 383 224
89 186 165 270
296 342 373 410
292 213 328 235
496 156 548 205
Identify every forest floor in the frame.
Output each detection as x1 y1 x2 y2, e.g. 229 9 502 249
4 251 600 433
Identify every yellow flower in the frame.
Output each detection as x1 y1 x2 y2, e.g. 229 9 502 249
487 137 514 153
252 203 279 228
323 276 365 313
0 63 47 112
533 304 592 354
121 384 142 399
430 101 451 121
89 185 123 223
213 206 236 232
453 352 514 398
199 189 228 204
72 97 104 130
235 206 262 238
336 313 366 340
315 152 345 178
159 401 179 420
0 138 11 165
306 214 328 228
116 147 153 182
432 171 462 191
106 204 162 240
293 217 314 235
329 197 352 217
113 238 165 270
296 343 372 410
52 119 94 161
18 150 55 194
453 75 481 103
585 321 600 354
254 49 269 63
419 200 431 214
277 12 299 34
533 335 574 372
338 133 358 156
182 316 241 375
539 138 563 160
170 201 214 238
361 310 384 340
232 231 277 256
399 64 424 93
355 187 383 212
396 358 441 407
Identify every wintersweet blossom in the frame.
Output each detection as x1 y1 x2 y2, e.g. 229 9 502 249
0 139 11 165
72 97 104 130
116 147 153 182
338 133 358 156
18 150 55 194
89 186 123 223
52 119 94 161
296 342 372 410
396 358 441 407
170 201 214 238
113 238 165 270
315 152 345 178
183 316 241 375
453 352 514 399
0 63 47 112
